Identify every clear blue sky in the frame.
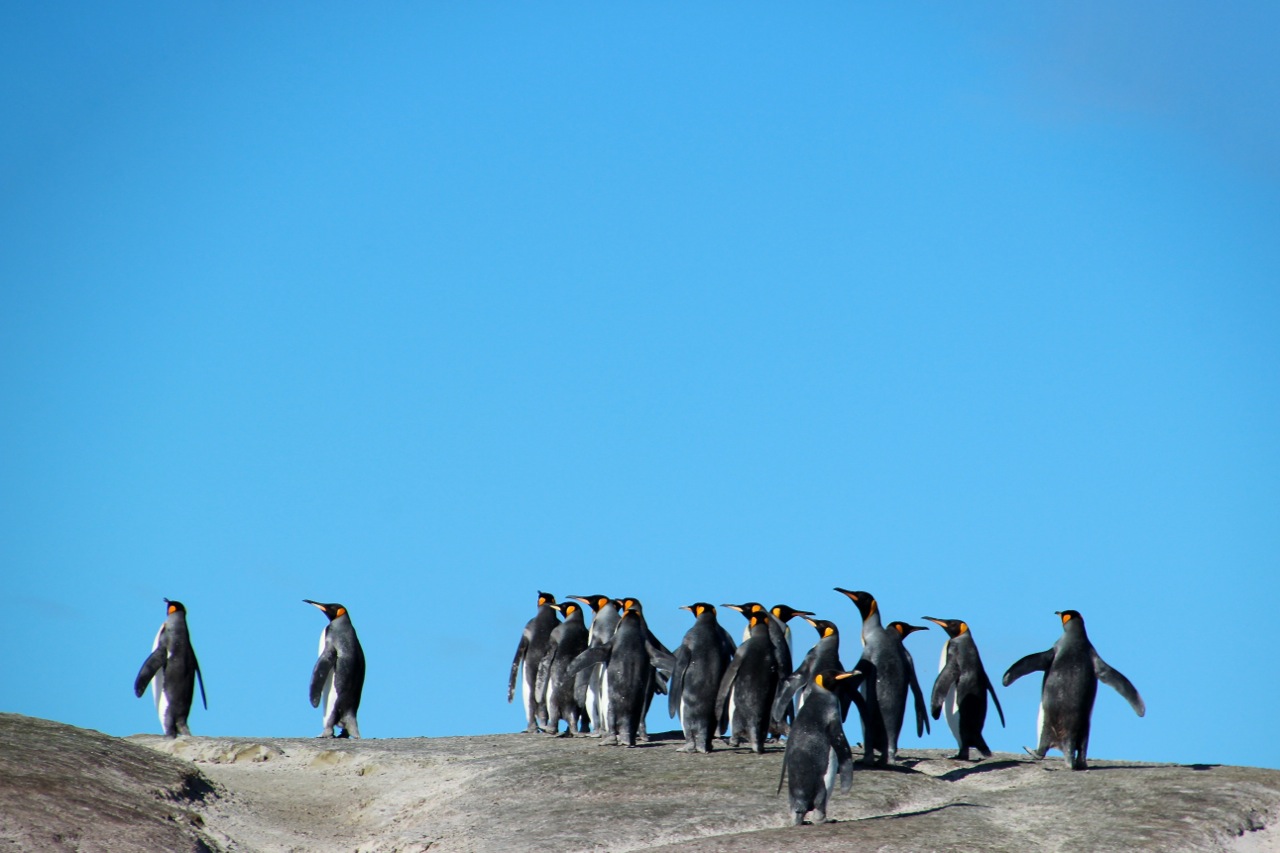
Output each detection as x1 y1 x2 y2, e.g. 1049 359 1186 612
3 3 1277 769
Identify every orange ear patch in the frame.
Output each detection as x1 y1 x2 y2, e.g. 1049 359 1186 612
336 607 347 618
167 604 177 615
959 622 969 634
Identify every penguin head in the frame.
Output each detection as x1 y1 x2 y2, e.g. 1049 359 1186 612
887 621 929 640
620 597 644 614
802 616 839 639
1056 610 1085 633
536 591 556 608
162 598 186 616
569 595 612 613
722 602 765 621
303 600 349 621
770 604 813 623
834 588 878 621
747 610 771 633
813 668 862 692
923 617 968 638
681 603 717 619
552 601 584 621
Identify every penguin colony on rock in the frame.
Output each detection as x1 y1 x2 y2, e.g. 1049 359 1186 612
134 598 366 740
509 589 1146 827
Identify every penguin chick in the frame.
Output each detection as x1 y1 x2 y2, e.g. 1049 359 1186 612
779 669 860 826
305 600 366 738
1003 610 1144 770
508 591 559 733
922 616 1005 761
134 599 207 738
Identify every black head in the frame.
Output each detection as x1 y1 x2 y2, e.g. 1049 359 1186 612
552 601 583 620
770 604 813 623
802 616 839 639
569 594 612 613
304 600 349 621
722 602 765 620
536 591 556 608
834 588 878 620
620 597 644 614
1056 610 1085 632
922 616 967 638
813 668 862 692
162 598 186 616
681 603 717 618
887 621 929 640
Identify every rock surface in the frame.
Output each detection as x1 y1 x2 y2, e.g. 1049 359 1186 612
2 713 1278 852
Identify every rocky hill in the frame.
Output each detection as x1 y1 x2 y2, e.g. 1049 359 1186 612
1 713 1277 852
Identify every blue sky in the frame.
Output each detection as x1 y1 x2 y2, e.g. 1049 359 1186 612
2 3 1277 769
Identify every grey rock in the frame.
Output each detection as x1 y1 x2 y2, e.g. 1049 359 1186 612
2 714 1277 852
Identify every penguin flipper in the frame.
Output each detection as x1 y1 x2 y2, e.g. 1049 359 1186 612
984 671 1006 727
715 652 746 724
668 646 690 719
1093 651 1145 717
1002 649 1054 687
565 644 610 678
508 633 531 702
930 652 960 721
771 670 805 725
904 647 930 736
534 644 556 705
134 646 167 698
831 722 855 792
193 650 208 710
310 648 336 709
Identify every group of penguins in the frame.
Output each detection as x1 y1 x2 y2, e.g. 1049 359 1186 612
510 589 1147 826
134 598 365 739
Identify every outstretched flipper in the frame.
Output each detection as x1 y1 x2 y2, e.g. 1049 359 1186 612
904 647 930 736
985 671 1005 727
566 644 612 678
193 652 208 710
1002 649 1055 686
1094 652 1145 716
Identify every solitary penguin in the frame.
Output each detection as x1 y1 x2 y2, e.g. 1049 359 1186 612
305 600 366 738
134 599 207 738
779 668 859 826
1003 610 1144 770
535 601 590 736
834 588 930 765
716 610 782 753
508 591 559 733
566 599 673 747
922 616 1005 761
568 594 620 736
668 603 735 753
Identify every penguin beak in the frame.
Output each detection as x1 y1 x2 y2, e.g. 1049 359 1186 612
834 587 858 601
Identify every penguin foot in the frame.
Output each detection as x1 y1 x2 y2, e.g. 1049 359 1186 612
1023 746 1044 761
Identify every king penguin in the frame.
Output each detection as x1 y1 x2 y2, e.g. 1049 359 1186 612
305 600 366 738
1002 610 1144 770
773 617 865 730
508 591 559 733
567 594 620 736
922 616 1005 761
668 603 736 753
567 598 673 747
834 588 930 765
134 598 207 738
716 610 782 753
534 600 590 736
778 668 860 826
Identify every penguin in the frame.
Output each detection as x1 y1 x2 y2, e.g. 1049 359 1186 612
566 598 673 747
715 610 782 753
305 600 366 738
133 598 207 738
1002 610 1144 770
834 588 930 765
922 616 1005 761
887 621 929 641
772 617 865 729
534 601 590 736
778 669 860 826
668 603 736 753
620 595 673 743
724 602 810 737
567 595 621 736
508 591 559 733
